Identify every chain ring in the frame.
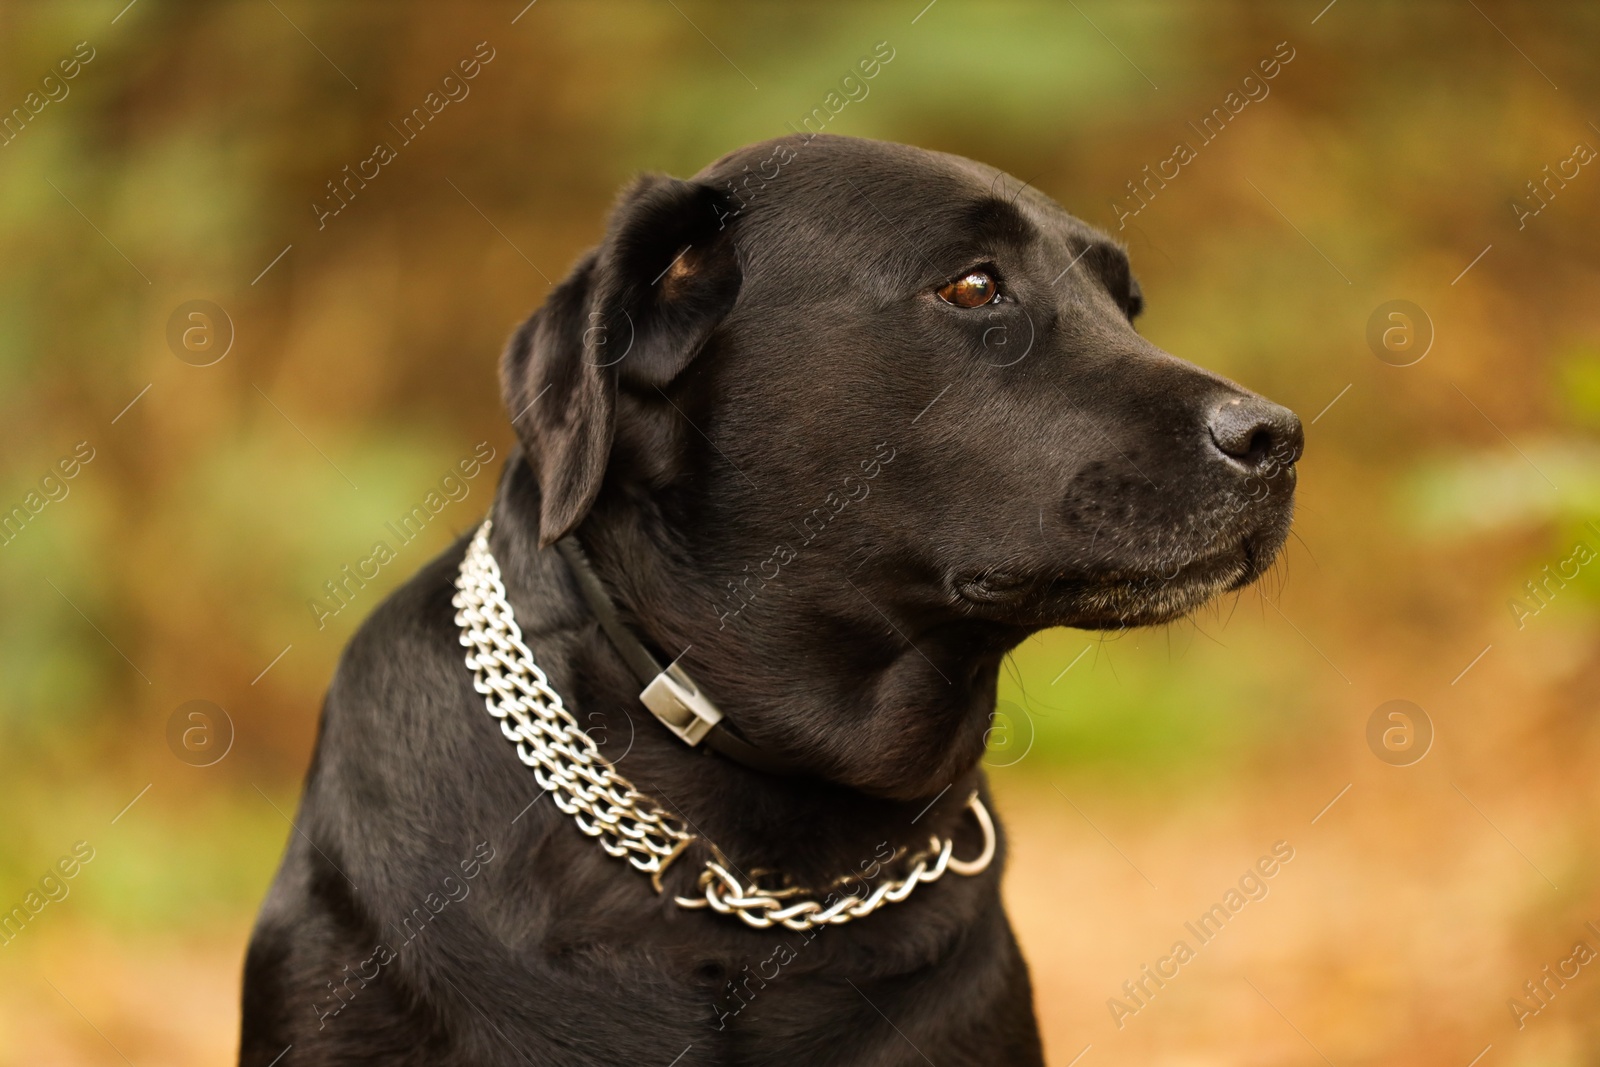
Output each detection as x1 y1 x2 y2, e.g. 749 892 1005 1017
452 518 994 931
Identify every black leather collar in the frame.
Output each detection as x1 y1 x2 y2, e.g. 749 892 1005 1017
555 536 800 776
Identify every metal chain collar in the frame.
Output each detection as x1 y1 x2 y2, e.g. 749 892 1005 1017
451 518 996 931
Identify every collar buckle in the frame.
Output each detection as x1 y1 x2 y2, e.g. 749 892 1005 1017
640 663 724 746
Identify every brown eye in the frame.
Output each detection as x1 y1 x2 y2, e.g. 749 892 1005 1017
938 270 998 308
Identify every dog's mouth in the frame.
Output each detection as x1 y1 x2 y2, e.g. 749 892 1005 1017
953 527 1283 631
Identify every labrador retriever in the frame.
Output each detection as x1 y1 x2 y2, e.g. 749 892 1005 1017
240 133 1301 1066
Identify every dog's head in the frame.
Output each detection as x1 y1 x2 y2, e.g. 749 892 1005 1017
502 135 1301 794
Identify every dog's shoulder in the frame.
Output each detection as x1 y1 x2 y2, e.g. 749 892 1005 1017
302 520 591 866
331 532 470 709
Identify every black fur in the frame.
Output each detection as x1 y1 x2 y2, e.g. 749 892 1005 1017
240 135 1301 1065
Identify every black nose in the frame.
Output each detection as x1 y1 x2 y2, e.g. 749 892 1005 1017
1207 396 1303 470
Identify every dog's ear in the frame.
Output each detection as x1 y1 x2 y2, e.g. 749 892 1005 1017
501 175 742 546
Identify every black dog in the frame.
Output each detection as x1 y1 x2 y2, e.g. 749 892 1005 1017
240 134 1301 1065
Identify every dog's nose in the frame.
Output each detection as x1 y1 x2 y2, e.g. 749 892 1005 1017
1206 396 1303 471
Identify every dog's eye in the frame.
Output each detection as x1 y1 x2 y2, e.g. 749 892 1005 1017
937 271 998 308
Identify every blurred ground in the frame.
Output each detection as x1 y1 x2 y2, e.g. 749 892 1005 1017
7 754 1598 1066
2 0 1598 1063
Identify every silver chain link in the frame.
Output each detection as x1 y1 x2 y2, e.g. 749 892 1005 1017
452 518 994 931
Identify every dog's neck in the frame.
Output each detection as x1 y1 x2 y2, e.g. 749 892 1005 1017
490 453 1012 819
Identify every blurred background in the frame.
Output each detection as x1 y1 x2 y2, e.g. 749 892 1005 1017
2 0 1598 1063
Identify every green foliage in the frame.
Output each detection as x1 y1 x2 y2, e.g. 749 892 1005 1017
1 0 1597 947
